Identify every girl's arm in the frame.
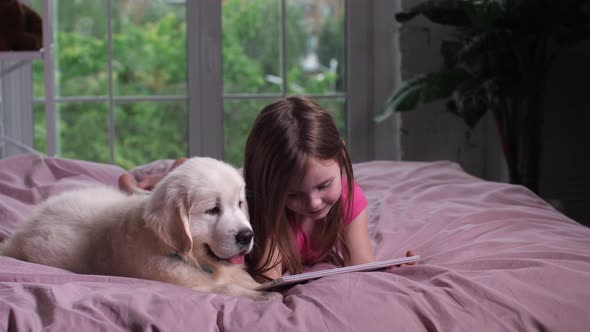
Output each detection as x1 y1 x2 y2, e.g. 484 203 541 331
344 209 376 266
255 240 283 282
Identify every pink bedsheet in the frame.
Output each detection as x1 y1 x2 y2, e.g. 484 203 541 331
1 153 589 331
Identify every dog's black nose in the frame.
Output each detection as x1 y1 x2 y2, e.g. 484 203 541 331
235 229 253 245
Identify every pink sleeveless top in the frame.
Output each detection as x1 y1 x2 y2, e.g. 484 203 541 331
288 179 368 264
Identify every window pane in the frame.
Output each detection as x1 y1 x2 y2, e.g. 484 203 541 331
58 103 111 163
286 0 345 94
33 103 47 154
315 98 346 140
115 102 187 169
222 0 281 94
28 0 47 98
31 0 109 98
113 1 186 96
223 99 275 166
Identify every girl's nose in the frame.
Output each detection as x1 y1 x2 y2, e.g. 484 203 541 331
308 194 322 210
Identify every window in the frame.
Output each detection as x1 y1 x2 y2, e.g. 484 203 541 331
31 0 188 169
221 0 346 166
21 0 397 168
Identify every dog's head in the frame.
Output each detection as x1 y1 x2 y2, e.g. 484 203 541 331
143 157 253 265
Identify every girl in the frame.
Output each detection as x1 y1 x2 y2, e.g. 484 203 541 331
119 96 414 282
243 96 376 281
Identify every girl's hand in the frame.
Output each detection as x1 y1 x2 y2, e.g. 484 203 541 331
135 174 165 191
395 250 417 268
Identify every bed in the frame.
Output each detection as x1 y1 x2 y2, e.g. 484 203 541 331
1 153 589 331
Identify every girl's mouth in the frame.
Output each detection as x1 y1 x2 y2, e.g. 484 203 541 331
309 205 328 216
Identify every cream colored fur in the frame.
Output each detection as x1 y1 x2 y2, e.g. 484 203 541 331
1 157 279 301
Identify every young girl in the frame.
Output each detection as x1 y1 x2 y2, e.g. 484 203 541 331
243 96 377 281
119 96 414 282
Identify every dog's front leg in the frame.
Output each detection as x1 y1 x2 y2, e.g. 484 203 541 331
191 283 282 301
206 269 283 301
226 270 265 290
208 264 262 290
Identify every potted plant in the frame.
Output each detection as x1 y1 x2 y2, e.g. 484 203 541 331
376 0 590 193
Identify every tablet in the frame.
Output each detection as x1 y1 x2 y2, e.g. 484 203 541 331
256 255 420 291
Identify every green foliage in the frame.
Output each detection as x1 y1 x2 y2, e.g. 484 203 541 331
223 99 272 167
114 103 187 170
31 0 345 169
222 0 302 93
112 13 187 96
318 13 346 92
375 67 472 122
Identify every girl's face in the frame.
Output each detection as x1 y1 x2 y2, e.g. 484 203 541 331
286 157 342 221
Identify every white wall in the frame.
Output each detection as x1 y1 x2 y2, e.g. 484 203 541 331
396 1 590 225
396 12 507 183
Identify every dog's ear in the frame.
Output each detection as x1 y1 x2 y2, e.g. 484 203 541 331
143 184 193 254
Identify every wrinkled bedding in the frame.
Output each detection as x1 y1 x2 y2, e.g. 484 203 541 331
1 153 589 331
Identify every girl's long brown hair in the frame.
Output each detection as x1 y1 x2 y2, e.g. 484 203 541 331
244 96 355 280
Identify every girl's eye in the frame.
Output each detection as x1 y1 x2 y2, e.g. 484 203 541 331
318 181 332 190
206 206 220 215
238 200 243 208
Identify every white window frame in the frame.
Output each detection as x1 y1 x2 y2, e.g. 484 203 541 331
187 0 400 162
3 0 400 163
187 0 222 159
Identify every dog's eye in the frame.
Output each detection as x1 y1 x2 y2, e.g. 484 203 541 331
206 206 220 215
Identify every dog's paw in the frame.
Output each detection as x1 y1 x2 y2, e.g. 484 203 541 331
262 291 283 301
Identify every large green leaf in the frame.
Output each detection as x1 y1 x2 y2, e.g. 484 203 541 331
376 67 472 122
375 77 425 122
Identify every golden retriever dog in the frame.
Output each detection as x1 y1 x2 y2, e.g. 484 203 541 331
0 157 279 301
